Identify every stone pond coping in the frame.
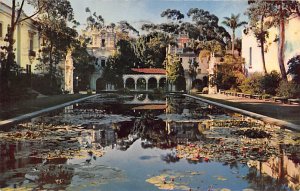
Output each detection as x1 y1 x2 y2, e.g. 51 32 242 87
1 93 299 132
185 94 300 132
0 94 98 129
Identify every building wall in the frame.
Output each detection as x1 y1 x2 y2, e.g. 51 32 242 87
242 17 300 76
82 28 117 91
170 34 209 91
0 2 40 73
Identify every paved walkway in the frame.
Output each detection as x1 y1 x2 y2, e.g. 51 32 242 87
0 94 97 129
196 94 300 126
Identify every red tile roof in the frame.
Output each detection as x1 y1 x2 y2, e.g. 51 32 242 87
131 68 166 74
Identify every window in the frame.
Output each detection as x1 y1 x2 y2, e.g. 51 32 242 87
183 43 187 48
26 64 31 74
180 58 183 63
249 47 252 69
101 59 105 67
101 39 106 47
7 24 10 34
30 36 34 51
0 23 2 38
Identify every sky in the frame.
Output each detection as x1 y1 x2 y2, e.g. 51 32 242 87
9 0 249 37
71 0 249 37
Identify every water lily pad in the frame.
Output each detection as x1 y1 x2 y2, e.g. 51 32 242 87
216 176 227 181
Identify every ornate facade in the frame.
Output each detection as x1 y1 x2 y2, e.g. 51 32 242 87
169 34 209 91
82 27 117 91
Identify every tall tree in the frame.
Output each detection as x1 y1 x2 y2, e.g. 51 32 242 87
118 20 139 36
0 0 52 101
221 13 247 55
269 0 300 81
85 7 105 30
247 0 273 75
166 54 185 91
247 0 300 80
187 8 230 44
35 0 76 92
134 32 170 68
72 37 96 91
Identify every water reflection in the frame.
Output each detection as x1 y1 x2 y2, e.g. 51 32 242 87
0 94 299 190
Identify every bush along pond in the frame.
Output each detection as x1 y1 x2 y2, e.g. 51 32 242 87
0 93 300 191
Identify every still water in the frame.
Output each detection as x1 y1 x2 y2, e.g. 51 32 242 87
0 94 299 191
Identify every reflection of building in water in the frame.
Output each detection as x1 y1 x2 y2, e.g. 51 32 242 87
92 127 117 149
248 153 300 190
166 121 201 142
124 94 166 105
77 123 117 149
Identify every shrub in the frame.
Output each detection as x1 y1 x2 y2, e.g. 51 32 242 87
239 72 264 94
287 55 300 84
276 81 300 98
87 89 93 95
117 87 131 94
239 71 281 95
153 87 165 94
260 71 281 95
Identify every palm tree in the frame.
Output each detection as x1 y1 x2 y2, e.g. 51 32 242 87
222 14 247 55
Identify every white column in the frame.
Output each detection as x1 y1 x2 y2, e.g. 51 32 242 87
124 78 126 88
157 78 160 88
134 79 137 90
146 82 148 91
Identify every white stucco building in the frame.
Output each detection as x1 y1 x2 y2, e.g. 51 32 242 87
169 33 209 91
242 17 300 76
0 2 40 74
81 27 118 91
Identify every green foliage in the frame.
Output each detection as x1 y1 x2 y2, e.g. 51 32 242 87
240 71 281 95
240 73 264 94
287 55 300 84
34 0 77 92
117 87 131 94
118 21 139 35
222 13 247 54
260 71 281 95
276 81 300 98
166 54 186 91
72 38 96 91
85 7 105 29
153 87 165 94
161 9 184 21
188 59 199 81
211 55 245 90
135 32 168 68
117 39 137 69
102 54 124 89
32 74 62 95
222 13 247 32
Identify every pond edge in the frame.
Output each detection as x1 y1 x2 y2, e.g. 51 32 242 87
185 94 300 132
0 94 98 129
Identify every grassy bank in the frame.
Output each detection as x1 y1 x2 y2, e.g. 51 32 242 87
0 94 89 120
192 94 300 125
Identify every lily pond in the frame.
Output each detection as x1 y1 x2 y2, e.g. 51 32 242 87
1 94 300 191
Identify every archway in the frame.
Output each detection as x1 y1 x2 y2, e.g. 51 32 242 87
192 79 203 89
137 78 146 90
159 78 166 89
125 78 135 89
148 77 157 90
96 78 106 92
